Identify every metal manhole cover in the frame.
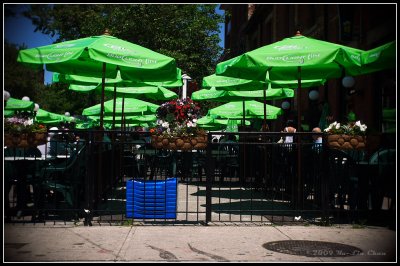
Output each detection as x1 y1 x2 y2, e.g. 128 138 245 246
263 240 362 257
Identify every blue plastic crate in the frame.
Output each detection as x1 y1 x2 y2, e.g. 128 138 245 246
126 177 177 219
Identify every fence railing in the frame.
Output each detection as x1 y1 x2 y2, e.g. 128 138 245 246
4 130 395 226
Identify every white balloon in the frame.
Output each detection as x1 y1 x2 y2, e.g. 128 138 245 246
308 90 319 101
342 76 355 88
281 101 291 110
4 90 11 100
65 112 71 117
22 96 30 101
34 103 40 111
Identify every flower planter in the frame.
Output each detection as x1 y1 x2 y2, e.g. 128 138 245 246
151 134 208 151
327 134 366 150
4 132 47 148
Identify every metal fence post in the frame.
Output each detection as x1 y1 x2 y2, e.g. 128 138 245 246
205 133 213 224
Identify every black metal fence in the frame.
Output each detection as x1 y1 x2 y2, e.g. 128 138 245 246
4 130 395 227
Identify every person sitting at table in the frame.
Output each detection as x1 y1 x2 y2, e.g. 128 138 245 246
312 127 323 144
283 120 296 144
311 127 323 153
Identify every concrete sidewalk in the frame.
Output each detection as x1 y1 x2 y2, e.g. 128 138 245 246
4 223 396 262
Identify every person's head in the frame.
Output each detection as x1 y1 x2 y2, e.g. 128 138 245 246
286 119 296 128
312 127 322 141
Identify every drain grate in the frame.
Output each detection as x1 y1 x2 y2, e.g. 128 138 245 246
263 240 362 257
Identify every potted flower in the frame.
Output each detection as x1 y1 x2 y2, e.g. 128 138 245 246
150 98 207 150
324 120 367 150
4 115 47 148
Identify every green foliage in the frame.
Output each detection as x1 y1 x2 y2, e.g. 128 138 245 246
35 82 96 116
23 4 224 83
4 41 45 100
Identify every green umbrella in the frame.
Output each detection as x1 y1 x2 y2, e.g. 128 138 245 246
87 114 156 123
197 116 251 132
200 73 325 129
53 68 183 88
216 32 365 81
69 84 178 101
360 41 396 75
55 70 179 128
4 97 34 111
202 73 325 90
82 97 159 116
215 31 368 130
17 31 179 128
208 100 283 120
192 87 294 102
35 108 75 125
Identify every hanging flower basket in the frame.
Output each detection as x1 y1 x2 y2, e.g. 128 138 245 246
327 134 366 150
4 132 48 148
151 133 207 151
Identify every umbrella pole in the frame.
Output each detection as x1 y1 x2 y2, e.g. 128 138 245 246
296 66 303 210
122 96 125 131
262 83 267 132
242 100 245 126
100 62 106 129
112 84 117 130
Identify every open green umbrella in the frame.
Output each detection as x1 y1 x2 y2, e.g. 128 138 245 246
203 73 325 90
17 31 179 128
360 41 396 75
53 69 183 88
4 97 34 111
82 97 159 116
69 84 177 101
208 100 283 120
200 72 325 129
35 108 75 125
55 70 179 128
215 31 369 130
197 115 251 131
192 87 294 102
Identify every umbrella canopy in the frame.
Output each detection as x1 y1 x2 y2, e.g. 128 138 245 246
192 87 294 102
53 68 183 88
82 97 159 116
87 114 156 123
215 32 365 82
197 115 251 131
202 73 325 90
200 72 325 129
35 108 75 125
17 31 179 128
215 31 369 130
208 100 283 120
4 97 34 111
18 33 178 82
360 41 396 75
69 84 178 101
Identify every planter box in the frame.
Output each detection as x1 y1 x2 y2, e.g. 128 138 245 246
150 134 207 151
4 132 47 148
327 134 366 150
126 177 177 219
